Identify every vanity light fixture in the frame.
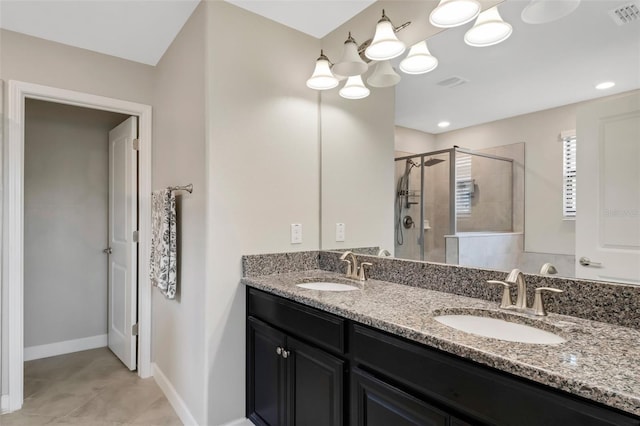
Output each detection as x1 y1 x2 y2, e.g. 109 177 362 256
306 50 339 90
367 61 401 88
333 32 369 77
399 41 439 74
339 75 370 99
429 0 481 28
365 10 406 61
438 121 451 128
595 81 615 90
305 10 411 96
521 0 581 24
464 6 513 47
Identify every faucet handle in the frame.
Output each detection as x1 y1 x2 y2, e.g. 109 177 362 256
533 287 564 316
486 280 514 309
358 262 372 281
340 259 353 278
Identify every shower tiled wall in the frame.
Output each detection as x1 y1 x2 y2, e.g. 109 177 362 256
457 143 525 233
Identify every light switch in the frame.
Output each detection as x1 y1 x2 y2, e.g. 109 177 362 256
336 223 345 242
291 223 303 244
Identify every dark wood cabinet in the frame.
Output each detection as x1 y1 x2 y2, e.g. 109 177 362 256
247 289 346 426
351 367 448 426
351 324 640 426
246 287 640 426
247 317 286 426
287 336 344 426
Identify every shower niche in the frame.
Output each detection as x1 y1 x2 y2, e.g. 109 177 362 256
394 145 523 270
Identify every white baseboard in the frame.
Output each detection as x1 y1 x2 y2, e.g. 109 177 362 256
152 362 198 426
24 334 107 361
1 394 9 414
219 419 253 426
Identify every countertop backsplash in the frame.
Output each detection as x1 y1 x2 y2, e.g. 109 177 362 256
242 250 640 329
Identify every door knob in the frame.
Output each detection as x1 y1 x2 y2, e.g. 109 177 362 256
103 247 113 254
579 257 602 267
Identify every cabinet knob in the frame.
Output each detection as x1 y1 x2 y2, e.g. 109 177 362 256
282 350 290 359
276 347 282 355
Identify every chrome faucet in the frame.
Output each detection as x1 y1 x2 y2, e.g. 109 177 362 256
340 251 359 280
539 263 558 275
506 268 527 309
486 268 564 316
377 248 391 257
339 251 372 281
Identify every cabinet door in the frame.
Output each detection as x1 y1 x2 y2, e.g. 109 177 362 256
247 317 286 426
351 368 448 426
287 336 345 426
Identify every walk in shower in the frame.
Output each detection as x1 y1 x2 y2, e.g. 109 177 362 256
395 147 516 264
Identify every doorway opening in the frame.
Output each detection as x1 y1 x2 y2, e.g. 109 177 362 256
23 99 136 369
2 81 153 413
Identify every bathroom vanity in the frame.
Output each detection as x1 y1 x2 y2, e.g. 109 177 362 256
243 262 640 426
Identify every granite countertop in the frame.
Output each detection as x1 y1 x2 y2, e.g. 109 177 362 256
241 269 640 417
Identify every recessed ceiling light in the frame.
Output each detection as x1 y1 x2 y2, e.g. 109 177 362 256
438 121 451 128
595 81 615 90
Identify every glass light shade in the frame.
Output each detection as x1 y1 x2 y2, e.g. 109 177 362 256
365 16 406 61
399 41 438 74
521 0 581 24
306 53 339 90
464 6 513 47
339 75 370 100
333 34 368 77
429 0 481 28
367 61 401 88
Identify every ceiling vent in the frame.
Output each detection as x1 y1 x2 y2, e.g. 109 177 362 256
437 76 469 88
609 2 640 25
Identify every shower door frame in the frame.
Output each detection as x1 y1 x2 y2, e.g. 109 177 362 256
395 147 514 260
395 148 456 261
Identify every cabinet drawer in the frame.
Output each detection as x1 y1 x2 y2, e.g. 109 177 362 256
351 324 640 426
248 288 346 355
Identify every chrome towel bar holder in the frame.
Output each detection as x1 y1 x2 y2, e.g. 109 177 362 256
168 184 193 194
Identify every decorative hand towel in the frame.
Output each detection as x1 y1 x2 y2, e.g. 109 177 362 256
150 189 177 299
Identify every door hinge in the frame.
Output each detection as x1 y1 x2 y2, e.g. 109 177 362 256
133 138 140 150
133 230 139 243
132 323 139 336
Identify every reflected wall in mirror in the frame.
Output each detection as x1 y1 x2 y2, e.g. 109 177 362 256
320 0 640 284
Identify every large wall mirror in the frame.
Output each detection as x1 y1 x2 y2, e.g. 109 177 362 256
320 0 640 285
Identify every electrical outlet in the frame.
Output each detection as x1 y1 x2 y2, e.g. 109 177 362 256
291 223 303 244
336 223 345 242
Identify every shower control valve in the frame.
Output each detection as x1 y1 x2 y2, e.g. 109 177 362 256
402 215 415 229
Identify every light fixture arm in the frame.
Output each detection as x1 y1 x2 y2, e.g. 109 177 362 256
318 49 334 67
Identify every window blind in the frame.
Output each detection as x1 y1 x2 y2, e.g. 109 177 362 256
456 154 473 217
562 135 577 218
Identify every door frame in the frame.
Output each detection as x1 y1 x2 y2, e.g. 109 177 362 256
2 80 153 412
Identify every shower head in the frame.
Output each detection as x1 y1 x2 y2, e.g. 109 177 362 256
424 157 445 167
407 159 420 168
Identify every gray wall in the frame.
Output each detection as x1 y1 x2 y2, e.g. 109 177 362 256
24 99 128 348
1 28 154 401
152 3 207 423
205 2 320 424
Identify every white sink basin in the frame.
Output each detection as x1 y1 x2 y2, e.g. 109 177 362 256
296 282 359 292
434 315 565 344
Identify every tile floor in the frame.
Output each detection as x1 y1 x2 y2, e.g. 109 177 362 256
0 348 182 426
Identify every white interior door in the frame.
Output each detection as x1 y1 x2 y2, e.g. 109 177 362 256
575 92 640 284
108 116 138 369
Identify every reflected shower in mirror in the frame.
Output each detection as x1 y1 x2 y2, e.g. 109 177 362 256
320 0 640 283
